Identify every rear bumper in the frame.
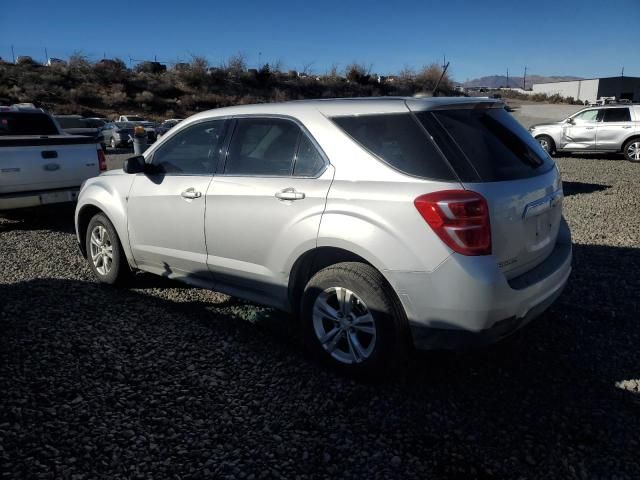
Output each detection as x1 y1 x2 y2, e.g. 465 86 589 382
388 218 572 350
0 187 80 211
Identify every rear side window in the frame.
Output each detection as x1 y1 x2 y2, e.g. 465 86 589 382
602 108 631 122
0 112 58 136
294 134 325 177
332 113 456 180
225 118 300 176
417 108 555 182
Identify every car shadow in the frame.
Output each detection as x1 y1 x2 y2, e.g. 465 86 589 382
1 242 639 476
0 204 76 234
562 180 610 196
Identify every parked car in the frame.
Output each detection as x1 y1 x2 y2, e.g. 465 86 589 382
0 106 105 210
54 115 105 150
101 121 136 149
75 97 572 376
116 116 157 144
529 104 640 162
117 115 146 122
156 118 183 136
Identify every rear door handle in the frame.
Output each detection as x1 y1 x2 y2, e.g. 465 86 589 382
181 188 202 199
622 126 632 129
275 188 305 201
585 127 595 130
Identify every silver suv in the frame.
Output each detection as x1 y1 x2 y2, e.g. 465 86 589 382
75 98 572 375
529 104 640 161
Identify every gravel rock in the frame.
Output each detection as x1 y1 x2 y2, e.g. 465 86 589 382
0 156 639 479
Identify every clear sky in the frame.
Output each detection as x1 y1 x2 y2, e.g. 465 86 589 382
2 0 638 81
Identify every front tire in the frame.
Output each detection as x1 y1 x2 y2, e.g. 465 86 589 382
85 213 130 285
536 135 555 155
623 138 640 162
301 262 408 377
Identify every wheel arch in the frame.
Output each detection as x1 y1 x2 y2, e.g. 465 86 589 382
287 246 403 318
77 203 104 258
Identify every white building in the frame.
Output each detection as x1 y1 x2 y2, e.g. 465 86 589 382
532 76 640 103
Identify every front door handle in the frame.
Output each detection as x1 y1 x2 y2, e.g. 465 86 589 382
181 188 202 199
585 127 595 130
622 126 632 129
275 188 305 201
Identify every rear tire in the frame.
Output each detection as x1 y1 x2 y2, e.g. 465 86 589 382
623 138 640 162
85 213 131 285
301 262 408 378
536 135 555 156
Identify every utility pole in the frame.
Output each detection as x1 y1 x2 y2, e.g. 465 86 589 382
11 45 15 63
258 51 262 67
506 68 509 88
442 54 446 71
44 47 48 62
523 66 527 90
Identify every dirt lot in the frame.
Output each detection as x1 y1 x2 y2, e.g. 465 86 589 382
1 156 639 479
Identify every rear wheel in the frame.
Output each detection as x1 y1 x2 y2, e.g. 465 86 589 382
623 138 640 162
301 262 408 377
85 213 130 285
536 135 555 155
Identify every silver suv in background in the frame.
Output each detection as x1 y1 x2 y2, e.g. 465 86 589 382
75 98 572 376
529 104 640 162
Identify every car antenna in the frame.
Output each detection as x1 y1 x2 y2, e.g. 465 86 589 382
432 62 450 97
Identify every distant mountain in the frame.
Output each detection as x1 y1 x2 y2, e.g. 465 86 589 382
463 75 583 90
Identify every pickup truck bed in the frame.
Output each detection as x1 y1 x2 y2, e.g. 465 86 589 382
0 134 103 210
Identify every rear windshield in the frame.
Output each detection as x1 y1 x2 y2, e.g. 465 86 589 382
331 113 456 180
56 117 88 129
416 108 554 182
0 112 59 136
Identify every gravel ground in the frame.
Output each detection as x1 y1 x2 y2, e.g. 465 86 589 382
1 156 639 479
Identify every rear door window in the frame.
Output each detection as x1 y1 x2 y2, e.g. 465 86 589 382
0 112 59 135
293 134 326 177
224 118 300 176
416 108 555 182
331 113 456 180
602 108 631 122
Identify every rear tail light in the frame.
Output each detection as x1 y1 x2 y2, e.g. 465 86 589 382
414 190 491 256
97 148 107 171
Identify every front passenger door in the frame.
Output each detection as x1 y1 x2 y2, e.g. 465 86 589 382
127 119 227 285
562 109 599 150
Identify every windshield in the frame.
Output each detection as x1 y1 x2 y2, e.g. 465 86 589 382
115 122 135 129
126 116 144 121
0 112 59 136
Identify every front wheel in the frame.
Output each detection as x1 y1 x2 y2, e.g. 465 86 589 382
85 213 131 285
301 262 408 377
623 138 640 162
536 135 555 155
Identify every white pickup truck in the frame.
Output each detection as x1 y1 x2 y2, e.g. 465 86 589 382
0 107 106 211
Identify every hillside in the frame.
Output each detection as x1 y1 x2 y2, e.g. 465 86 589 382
464 75 582 90
0 57 454 120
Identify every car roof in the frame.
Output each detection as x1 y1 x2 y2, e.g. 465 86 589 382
190 96 501 120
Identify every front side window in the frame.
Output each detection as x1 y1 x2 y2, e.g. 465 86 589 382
602 108 631 122
572 110 599 123
225 118 300 176
152 120 226 174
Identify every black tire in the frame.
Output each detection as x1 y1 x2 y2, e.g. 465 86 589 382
622 138 640 162
536 135 555 155
301 262 409 378
85 213 131 285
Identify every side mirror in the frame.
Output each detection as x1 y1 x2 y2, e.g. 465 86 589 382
566 118 574 124
123 155 146 174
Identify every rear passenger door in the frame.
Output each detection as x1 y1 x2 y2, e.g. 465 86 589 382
205 116 333 308
596 107 632 151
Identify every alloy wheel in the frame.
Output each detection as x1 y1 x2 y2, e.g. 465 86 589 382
312 286 377 364
626 141 640 161
89 225 113 275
